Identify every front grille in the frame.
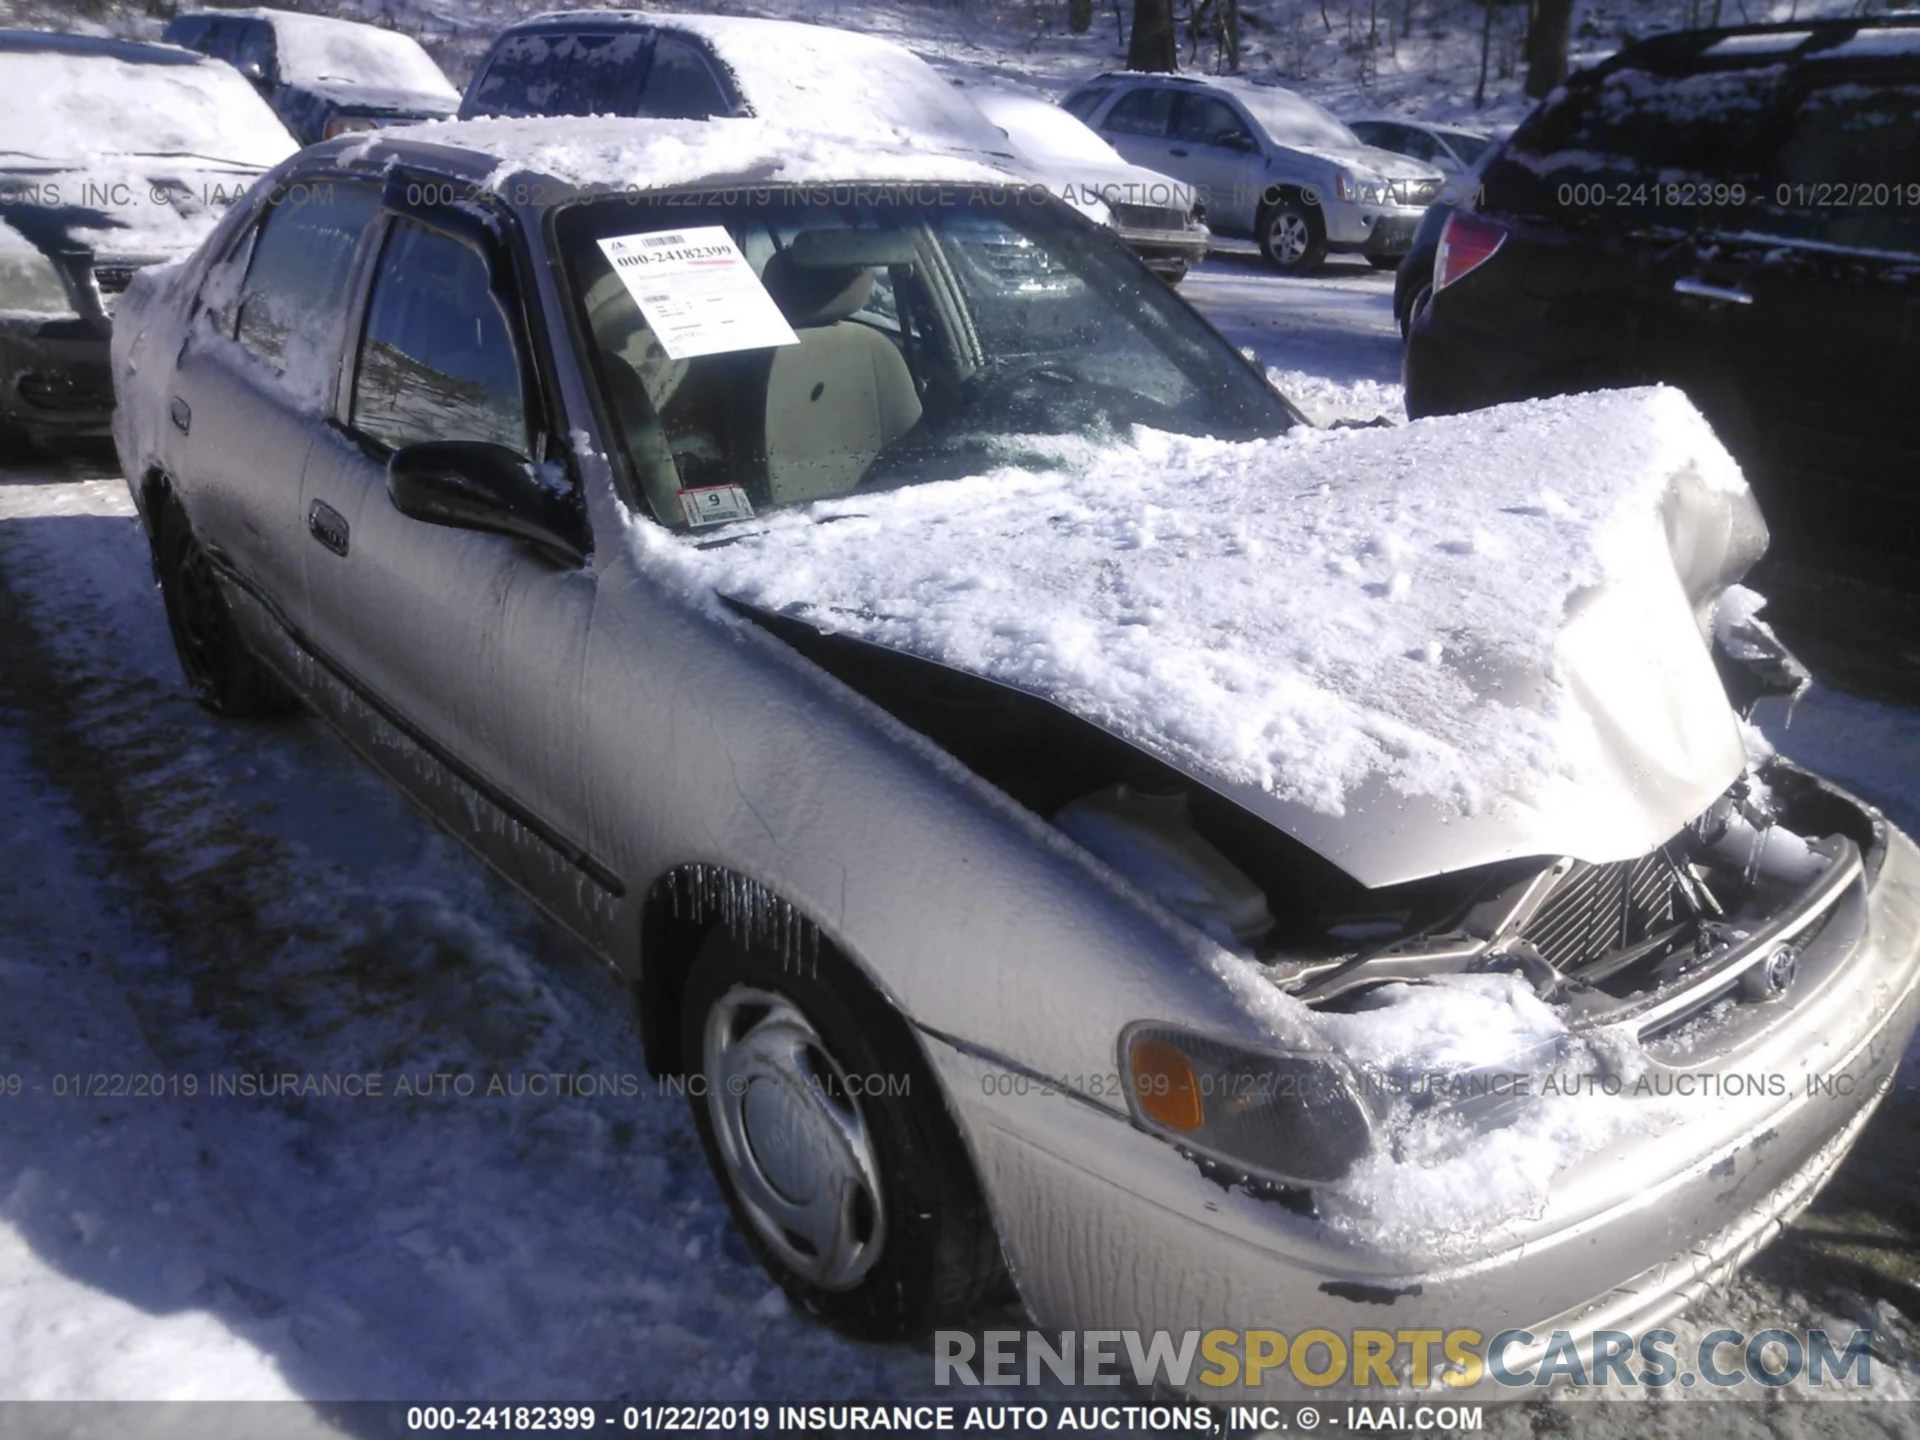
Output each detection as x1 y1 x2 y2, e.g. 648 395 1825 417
92 263 141 295
1521 853 1681 973
1396 179 1442 206
1108 202 1190 231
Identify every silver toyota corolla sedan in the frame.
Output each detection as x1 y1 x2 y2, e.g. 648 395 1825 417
111 118 1920 1398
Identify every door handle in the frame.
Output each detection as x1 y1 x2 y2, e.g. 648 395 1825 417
169 397 191 434
1673 276 1753 306
307 498 350 557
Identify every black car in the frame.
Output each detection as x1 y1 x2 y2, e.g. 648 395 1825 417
164 7 458 145
1405 16 1920 562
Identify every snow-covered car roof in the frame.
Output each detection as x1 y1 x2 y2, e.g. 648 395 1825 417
0 29 295 168
368 114 1014 196
219 6 457 99
511 10 1015 162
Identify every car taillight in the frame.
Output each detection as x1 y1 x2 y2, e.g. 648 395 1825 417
1433 211 1506 291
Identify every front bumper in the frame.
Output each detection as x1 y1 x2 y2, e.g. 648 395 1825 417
929 806 1920 1404
1323 197 1428 257
1115 223 1211 277
0 317 114 442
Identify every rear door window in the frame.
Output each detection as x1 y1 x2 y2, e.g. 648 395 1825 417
232 182 380 394
234 20 277 82
350 219 528 455
1103 86 1175 137
468 30 650 118
1171 93 1252 148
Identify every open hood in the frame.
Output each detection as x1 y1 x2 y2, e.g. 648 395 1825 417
653 387 1766 888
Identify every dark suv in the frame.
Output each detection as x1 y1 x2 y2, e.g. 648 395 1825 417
1405 17 1920 563
164 7 458 144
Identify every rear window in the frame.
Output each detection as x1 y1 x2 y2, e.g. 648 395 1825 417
465 30 650 118
1485 63 1787 226
1749 77 1920 252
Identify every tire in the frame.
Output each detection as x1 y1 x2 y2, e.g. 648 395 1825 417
154 497 294 718
1368 254 1401 270
679 928 1003 1339
1257 194 1328 274
1157 259 1191 285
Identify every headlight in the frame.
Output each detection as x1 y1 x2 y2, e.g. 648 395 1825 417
1120 1023 1375 1186
323 116 381 140
0 229 75 317
1332 172 1355 202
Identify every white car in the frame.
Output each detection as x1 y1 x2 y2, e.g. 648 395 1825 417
1065 72 1446 272
968 87 1211 282
1349 117 1495 176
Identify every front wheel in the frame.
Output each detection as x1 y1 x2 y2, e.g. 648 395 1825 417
1368 254 1402 271
1258 196 1328 274
679 929 1003 1338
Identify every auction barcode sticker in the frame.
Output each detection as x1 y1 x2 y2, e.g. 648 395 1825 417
598 226 799 359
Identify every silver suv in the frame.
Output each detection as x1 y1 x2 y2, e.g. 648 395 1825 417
1064 72 1445 273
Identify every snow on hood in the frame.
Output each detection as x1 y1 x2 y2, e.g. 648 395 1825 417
970 89 1197 217
634 386 1763 889
1294 143 1444 185
0 155 276 273
649 13 1016 162
0 47 296 170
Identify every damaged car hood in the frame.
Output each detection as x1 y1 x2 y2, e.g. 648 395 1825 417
643 386 1765 888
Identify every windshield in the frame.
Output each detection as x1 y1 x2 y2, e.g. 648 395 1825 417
559 190 1291 530
1221 82 1361 151
268 14 457 96
0 51 296 166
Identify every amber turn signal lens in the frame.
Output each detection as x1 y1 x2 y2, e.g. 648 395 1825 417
1131 1038 1203 1131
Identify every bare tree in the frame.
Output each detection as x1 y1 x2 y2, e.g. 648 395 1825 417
1128 0 1179 70
1525 0 1574 97
1475 0 1495 107
1069 0 1094 34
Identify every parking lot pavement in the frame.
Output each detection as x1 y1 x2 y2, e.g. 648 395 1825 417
1182 247 1404 393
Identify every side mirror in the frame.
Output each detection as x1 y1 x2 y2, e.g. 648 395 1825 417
1219 130 1256 152
387 440 587 567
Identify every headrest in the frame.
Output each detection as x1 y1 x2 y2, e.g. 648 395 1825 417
761 250 874 327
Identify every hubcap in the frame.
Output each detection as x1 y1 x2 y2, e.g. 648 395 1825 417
702 987 885 1291
1268 211 1310 265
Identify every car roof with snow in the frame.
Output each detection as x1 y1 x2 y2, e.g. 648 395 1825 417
473 10 1013 160
191 5 457 97
317 113 1021 204
0 28 200 63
